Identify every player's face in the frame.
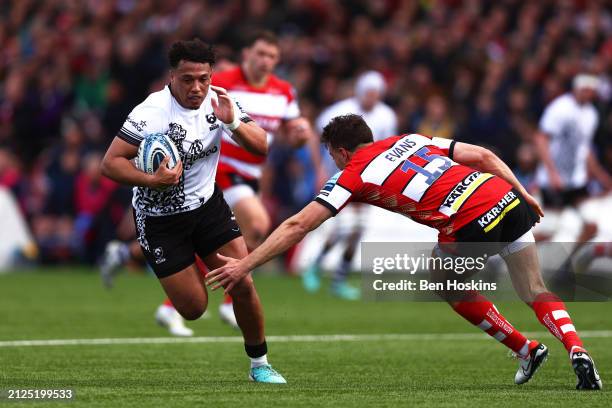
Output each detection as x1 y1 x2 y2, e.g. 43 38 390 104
327 145 350 170
358 89 381 112
170 60 212 110
244 40 280 80
575 87 597 104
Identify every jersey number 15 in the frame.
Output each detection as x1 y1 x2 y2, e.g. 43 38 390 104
400 146 453 201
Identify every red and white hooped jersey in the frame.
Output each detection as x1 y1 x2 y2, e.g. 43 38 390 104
315 134 514 241
212 67 300 179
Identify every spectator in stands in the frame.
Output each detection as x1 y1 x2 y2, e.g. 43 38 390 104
74 152 118 260
415 93 456 140
514 143 539 193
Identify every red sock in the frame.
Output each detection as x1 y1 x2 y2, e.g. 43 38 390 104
163 298 173 307
532 292 583 353
453 292 533 356
223 294 232 304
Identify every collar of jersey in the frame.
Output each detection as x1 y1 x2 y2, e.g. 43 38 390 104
167 85 207 117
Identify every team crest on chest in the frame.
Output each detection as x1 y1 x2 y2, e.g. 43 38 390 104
206 113 219 130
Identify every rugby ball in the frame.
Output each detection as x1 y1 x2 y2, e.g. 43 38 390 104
136 133 180 174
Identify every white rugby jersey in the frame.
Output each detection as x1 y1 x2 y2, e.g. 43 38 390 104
315 97 398 141
316 97 398 175
118 85 251 216
536 93 599 189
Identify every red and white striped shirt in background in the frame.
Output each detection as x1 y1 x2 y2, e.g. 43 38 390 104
212 67 300 180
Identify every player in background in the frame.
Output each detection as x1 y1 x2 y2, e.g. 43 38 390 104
208 115 602 390
100 31 316 334
210 31 316 326
101 39 286 383
534 73 612 274
302 71 397 299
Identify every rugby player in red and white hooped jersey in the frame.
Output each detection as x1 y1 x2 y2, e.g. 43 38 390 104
209 31 316 327
209 115 602 390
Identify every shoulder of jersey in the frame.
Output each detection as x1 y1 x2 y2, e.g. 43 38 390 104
320 98 358 118
549 93 575 110
267 74 294 94
376 102 396 116
138 86 173 116
344 135 403 172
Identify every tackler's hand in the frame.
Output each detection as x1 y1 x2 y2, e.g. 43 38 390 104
205 254 250 294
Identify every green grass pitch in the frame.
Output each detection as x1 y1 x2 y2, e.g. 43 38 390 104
0 268 610 407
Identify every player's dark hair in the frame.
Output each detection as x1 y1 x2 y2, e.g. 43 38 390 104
321 114 374 151
245 30 279 48
168 38 216 68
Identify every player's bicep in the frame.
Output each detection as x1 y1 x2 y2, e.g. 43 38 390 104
451 142 492 168
101 136 140 177
104 136 140 161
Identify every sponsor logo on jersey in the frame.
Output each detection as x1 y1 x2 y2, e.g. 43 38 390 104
206 114 217 124
126 116 147 132
439 172 494 217
477 191 520 232
206 113 220 130
183 143 219 170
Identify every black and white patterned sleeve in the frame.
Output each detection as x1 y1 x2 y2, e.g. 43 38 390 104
117 105 167 146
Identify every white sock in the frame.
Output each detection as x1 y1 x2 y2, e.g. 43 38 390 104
118 242 130 263
518 340 530 358
250 354 268 369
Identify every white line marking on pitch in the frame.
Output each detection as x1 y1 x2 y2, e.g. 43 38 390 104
0 330 611 348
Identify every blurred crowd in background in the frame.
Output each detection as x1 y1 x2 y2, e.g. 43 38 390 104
1 0 611 264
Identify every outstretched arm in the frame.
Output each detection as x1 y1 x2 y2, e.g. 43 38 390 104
453 142 544 218
207 201 333 293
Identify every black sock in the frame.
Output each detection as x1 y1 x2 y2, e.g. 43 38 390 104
245 340 267 358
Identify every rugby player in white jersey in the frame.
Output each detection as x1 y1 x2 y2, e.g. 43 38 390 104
534 73 612 280
101 39 286 383
100 31 315 332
